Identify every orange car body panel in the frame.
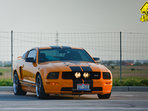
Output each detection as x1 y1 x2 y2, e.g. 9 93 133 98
13 47 112 95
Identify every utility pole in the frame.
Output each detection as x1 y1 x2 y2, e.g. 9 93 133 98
11 30 13 80
120 32 122 82
56 31 59 46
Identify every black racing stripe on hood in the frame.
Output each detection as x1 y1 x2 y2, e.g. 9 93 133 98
81 66 92 72
70 66 82 72
81 66 93 92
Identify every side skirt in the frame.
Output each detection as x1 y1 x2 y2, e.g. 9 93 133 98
20 80 36 93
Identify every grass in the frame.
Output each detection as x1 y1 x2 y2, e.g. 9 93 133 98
0 72 2 75
0 79 13 86
0 66 148 86
0 67 11 79
113 78 148 86
108 66 148 78
0 68 11 73
0 67 13 86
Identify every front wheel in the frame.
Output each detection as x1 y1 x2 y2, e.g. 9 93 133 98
13 72 27 95
97 93 111 99
36 74 48 99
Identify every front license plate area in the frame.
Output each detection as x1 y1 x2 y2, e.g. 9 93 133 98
77 84 90 91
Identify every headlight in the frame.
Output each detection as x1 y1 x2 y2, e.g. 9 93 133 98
75 72 81 78
47 72 59 79
83 72 90 78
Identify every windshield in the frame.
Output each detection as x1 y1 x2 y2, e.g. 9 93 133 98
38 48 95 63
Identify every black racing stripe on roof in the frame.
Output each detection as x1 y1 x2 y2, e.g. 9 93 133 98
81 66 92 72
50 46 61 49
50 46 71 49
62 46 71 49
70 66 82 72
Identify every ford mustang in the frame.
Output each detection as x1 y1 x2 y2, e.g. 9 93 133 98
13 46 112 99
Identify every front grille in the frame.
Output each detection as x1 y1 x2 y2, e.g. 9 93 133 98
62 72 75 79
91 72 101 79
62 72 101 79
62 72 102 93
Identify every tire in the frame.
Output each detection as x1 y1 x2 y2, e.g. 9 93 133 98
36 74 48 99
97 93 111 99
13 72 27 95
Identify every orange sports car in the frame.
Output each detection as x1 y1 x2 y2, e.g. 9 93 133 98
13 46 112 99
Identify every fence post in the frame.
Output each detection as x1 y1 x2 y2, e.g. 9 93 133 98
120 32 122 82
11 30 13 80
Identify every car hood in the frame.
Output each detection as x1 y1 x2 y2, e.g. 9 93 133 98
39 61 110 72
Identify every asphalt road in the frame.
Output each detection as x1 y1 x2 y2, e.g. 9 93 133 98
0 91 148 111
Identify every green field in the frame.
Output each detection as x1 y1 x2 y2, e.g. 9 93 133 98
0 67 11 79
108 65 148 79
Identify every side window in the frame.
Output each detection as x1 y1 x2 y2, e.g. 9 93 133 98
27 49 37 60
22 52 27 60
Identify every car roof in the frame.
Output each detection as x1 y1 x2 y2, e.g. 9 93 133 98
37 46 83 50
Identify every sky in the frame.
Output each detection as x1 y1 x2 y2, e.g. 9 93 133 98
0 0 148 61
0 0 147 32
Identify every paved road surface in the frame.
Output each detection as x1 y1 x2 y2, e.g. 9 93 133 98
0 91 148 111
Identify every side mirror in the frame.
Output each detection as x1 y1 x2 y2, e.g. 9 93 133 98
93 57 100 63
25 57 36 63
17 56 22 60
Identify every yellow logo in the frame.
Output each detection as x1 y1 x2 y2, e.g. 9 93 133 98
140 1 148 22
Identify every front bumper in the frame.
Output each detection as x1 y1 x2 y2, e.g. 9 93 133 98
43 79 112 95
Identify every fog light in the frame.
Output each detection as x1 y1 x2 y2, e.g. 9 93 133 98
47 82 59 85
83 72 90 78
75 72 81 78
105 82 111 85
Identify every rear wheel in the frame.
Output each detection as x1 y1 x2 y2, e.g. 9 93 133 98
13 72 27 95
97 93 111 99
36 74 48 99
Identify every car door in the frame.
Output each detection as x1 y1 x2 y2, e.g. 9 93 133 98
22 49 37 84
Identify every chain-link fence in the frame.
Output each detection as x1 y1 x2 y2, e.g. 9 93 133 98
0 31 148 81
0 32 11 79
121 32 148 80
